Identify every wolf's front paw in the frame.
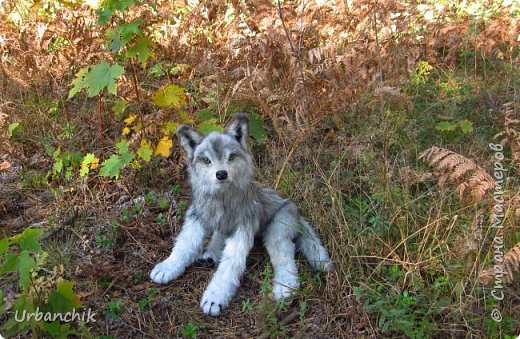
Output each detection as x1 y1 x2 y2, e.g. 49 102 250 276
150 260 183 284
200 287 230 316
272 275 300 300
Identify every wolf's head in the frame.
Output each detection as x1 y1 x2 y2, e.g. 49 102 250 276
177 113 254 195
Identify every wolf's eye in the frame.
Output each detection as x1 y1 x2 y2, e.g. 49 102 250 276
202 157 211 164
228 153 236 161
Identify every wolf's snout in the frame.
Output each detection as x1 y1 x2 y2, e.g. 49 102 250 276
216 170 228 181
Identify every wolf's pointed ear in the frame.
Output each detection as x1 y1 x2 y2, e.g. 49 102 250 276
177 125 202 158
224 113 249 149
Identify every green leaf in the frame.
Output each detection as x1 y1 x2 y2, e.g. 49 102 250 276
0 238 9 256
68 67 89 99
96 0 135 25
99 154 124 178
112 100 126 114
116 140 135 164
105 27 123 52
249 113 267 141
459 120 473 134
53 159 64 174
48 280 81 313
436 121 457 132
80 153 97 177
84 61 125 97
153 84 186 108
148 63 166 77
127 36 155 67
17 251 37 290
19 228 43 252
119 20 144 43
42 321 73 339
198 118 223 135
196 108 214 121
0 289 4 314
7 122 20 138
0 253 18 274
137 144 152 162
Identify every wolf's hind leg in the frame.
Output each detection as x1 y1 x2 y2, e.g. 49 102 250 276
263 204 300 300
198 232 225 267
150 216 206 284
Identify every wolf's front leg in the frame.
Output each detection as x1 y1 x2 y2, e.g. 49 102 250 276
198 232 226 267
150 216 206 284
200 227 254 316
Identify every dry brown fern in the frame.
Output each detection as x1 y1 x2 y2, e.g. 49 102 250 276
419 146 495 203
479 242 520 285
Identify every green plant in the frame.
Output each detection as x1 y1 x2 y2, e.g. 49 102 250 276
181 320 197 339
0 228 81 338
137 288 159 311
171 184 181 196
177 200 189 219
158 197 170 210
103 299 124 321
242 298 252 312
354 265 449 338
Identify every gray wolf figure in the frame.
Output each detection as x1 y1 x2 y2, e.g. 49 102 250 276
150 113 332 316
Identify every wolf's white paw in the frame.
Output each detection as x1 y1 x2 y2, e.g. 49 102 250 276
202 251 219 262
272 276 300 300
200 287 230 316
150 260 182 284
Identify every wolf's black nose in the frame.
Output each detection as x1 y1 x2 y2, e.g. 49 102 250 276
216 170 228 180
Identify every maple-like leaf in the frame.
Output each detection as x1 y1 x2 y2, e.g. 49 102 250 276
83 61 125 97
99 154 124 178
80 153 98 177
154 137 173 157
198 118 223 135
137 141 152 162
48 280 81 313
153 84 186 108
127 36 155 67
68 67 89 99
116 140 135 164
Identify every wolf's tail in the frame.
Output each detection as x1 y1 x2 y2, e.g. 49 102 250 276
296 217 333 271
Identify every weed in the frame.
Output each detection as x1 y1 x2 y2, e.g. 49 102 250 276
171 184 181 196
242 298 253 312
181 320 197 339
158 197 170 210
103 299 124 321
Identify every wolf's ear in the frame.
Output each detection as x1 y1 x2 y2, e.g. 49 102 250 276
177 125 202 158
224 113 249 149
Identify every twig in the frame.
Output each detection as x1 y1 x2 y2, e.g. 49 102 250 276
98 93 105 157
257 311 299 339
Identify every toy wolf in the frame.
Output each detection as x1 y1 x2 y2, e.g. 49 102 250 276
150 113 332 316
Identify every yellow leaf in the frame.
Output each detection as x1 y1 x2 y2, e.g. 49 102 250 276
154 136 173 157
153 84 186 108
179 111 194 124
133 122 143 132
124 114 137 125
90 157 99 169
160 121 179 135
122 127 131 136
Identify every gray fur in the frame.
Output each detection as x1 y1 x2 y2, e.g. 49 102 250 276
150 113 332 316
